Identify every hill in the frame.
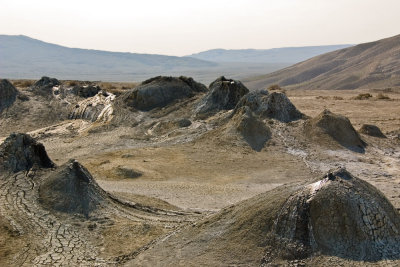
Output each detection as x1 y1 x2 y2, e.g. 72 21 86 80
188 45 352 63
245 34 400 90
0 35 289 83
0 35 217 81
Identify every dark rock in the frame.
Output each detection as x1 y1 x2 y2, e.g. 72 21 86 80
359 124 386 138
31 76 60 95
177 118 192 128
0 133 54 173
39 159 108 217
120 76 207 111
305 109 366 152
235 90 304 122
71 85 101 98
0 79 18 113
195 76 249 117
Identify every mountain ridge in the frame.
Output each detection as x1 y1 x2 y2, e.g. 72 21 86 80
244 34 400 90
188 45 353 63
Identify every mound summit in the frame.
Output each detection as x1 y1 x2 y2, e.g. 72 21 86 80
195 76 249 117
0 133 54 173
235 90 304 122
121 76 207 111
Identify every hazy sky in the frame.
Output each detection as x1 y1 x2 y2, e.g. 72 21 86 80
1 0 399 56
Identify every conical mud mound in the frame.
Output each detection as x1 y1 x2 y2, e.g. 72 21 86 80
305 109 366 152
0 133 54 173
31 76 60 96
359 124 386 138
120 76 207 111
271 168 400 261
126 168 400 266
229 106 271 151
235 90 304 122
39 159 109 217
0 79 18 113
195 76 249 117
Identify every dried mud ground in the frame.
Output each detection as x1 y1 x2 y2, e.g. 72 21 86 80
1 86 400 266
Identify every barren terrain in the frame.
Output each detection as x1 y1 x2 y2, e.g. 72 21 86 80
0 77 399 266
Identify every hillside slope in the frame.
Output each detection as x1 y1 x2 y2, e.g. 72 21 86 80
188 45 352 63
245 34 400 90
0 35 216 80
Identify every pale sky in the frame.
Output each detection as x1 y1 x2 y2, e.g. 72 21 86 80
1 0 399 56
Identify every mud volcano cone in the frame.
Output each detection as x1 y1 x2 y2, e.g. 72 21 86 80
0 79 18 113
39 159 108 217
120 76 207 111
195 76 249 117
359 124 386 138
305 109 366 152
272 168 400 261
229 106 271 151
31 76 60 96
0 133 54 173
235 90 304 122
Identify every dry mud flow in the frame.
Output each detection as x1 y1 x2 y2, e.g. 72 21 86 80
0 76 400 266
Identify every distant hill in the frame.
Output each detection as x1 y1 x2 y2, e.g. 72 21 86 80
188 45 352 63
0 35 217 81
245 34 400 90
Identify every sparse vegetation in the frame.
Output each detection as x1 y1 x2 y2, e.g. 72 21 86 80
100 82 117 90
97 82 138 96
12 80 34 88
268 84 282 91
67 81 78 87
332 96 344 100
352 93 372 100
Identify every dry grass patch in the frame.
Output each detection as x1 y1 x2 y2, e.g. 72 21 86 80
11 79 35 88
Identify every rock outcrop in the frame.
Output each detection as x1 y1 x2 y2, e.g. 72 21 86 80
120 76 207 111
39 159 108 217
0 133 54 173
359 124 386 138
271 168 400 261
0 79 18 113
305 109 366 152
69 92 115 122
235 90 304 122
195 76 249 117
